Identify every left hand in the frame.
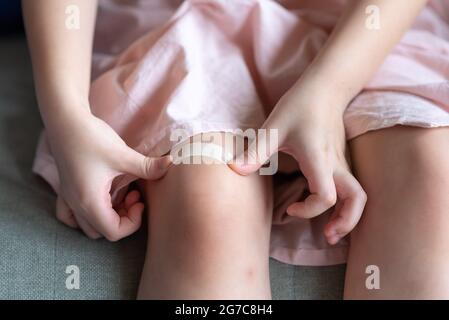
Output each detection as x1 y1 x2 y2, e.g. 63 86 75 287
229 84 367 245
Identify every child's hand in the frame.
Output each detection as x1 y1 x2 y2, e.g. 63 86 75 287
229 86 367 245
48 110 172 241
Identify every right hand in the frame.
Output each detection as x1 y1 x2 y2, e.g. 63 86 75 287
48 109 172 241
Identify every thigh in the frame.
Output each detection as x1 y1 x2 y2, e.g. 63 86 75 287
138 133 273 299
345 126 449 299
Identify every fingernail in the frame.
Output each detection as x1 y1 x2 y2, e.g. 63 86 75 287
229 163 252 176
326 230 337 237
328 235 340 245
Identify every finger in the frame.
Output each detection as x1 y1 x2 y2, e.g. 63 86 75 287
324 170 367 245
124 190 141 210
55 196 79 229
287 154 337 218
121 150 172 180
73 213 102 240
114 190 141 215
123 202 145 231
229 128 279 175
88 198 144 242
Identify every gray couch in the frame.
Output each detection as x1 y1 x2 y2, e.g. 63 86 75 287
0 36 346 299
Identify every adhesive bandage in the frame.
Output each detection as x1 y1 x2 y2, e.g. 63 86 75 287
172 142 234 165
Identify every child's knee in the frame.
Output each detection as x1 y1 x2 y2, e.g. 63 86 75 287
388 127 449 196
145 161 271 256
353 127 449 193
155 162 270 223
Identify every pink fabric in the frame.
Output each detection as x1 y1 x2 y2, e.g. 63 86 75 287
33 0 449 266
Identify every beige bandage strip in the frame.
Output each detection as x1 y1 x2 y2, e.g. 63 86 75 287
172 142 234 165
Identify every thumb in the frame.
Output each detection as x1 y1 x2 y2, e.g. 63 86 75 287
229 128 278 175
121 149 172 180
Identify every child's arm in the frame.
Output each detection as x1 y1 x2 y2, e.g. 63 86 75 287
23 0 171 240
23 0 96 124
292 0 428 111
231 0 427 245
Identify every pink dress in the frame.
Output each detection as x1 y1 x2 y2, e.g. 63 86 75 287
33 0 449 266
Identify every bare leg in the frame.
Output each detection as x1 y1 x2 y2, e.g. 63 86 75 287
137 134 273 299
344 126 449 299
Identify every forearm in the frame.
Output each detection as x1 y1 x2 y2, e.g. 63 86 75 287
293 0 427 110
22 0 97 128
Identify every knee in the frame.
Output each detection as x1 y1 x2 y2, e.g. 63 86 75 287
394 127 449 179
350 127 449 236
353 127 449 200
145 160 272 253
396 131 449 206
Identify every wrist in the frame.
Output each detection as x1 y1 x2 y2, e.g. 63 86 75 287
291 59 363 113
286 78 349 115
40 94 92 133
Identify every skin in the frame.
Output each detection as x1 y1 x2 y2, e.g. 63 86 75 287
22 0 172 241
230 0 428 245
138 134 273 299
345 126 449 299
23 0 442 299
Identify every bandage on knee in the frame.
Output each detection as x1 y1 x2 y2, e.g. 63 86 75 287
172 142 234 165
